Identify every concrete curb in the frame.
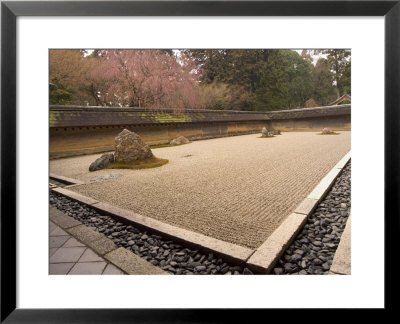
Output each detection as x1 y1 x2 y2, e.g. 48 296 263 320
51 189 254 266
329 212 351 275
49 206 168 275
307 151 351 202
50 173 85 186
52 187 99 206
246 151 351 273
104 248 169 275
247 213 308 273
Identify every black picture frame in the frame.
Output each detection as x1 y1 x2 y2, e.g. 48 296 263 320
1 0 398 321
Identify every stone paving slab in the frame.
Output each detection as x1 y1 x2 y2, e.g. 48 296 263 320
49 248 59 257
50 263 75 275
329 213 351 275
103 263 124 275
104 247 169 275
79 249 104 262
50 206 170 274
49 221 57 233
50 247 86 263
66 225 104 245
50 227 68 236
49 236 70 248
63 237 86 248
50 206 82 229
69 261 108 275
88 237 118 256
52 132 351 249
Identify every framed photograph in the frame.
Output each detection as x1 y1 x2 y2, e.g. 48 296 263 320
1 0 398 321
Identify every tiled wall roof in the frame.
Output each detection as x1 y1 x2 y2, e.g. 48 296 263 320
49 105 351 128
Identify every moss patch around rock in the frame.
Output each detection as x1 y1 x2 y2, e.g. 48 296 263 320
150 142 190 149
106 157 169 170
317 132 340 135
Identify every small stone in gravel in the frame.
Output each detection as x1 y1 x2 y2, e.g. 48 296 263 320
220 266 230 274
243 268 253 275
322 262 330 271
294 249 304 256
274 268 284 275
291 254 302 262
313 258 323 266
284 263 297 273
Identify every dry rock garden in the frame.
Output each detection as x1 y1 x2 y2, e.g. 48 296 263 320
50 159 351 275
51 127 351 275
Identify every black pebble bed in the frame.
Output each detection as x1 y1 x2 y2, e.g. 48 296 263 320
272 161 351 275
49 161 350 275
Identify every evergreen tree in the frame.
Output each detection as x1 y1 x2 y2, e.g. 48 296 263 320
254 50 313 111
311 58 337 105
323 49 351 96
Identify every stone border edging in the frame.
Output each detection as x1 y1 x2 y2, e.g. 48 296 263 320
246 213 308 274
49 206 168 275
52 187 99 205
246 151 351 273
50 173 85 186
329 211 351 275
50 187 255 266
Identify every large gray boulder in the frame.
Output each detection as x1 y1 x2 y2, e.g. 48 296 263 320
114 129 153 163
170 136 190 145
89 153 114 172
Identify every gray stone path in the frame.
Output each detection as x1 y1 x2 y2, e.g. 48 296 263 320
49 206 168 275
49 219 124 275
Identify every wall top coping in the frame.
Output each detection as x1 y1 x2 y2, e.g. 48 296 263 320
49 104 351 128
